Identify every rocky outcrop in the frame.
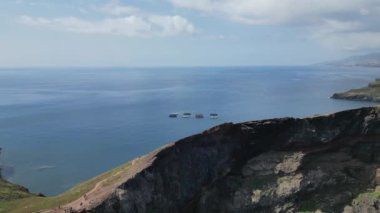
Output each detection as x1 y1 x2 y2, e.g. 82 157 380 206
60 106 380 213
331 79 380 102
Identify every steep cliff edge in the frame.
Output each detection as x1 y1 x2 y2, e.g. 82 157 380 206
3 107 380 213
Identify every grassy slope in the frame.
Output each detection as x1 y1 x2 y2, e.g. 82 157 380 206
0 179 34 202
0 162 131 213
335 80 380 101
345 87 380 98
352 189 380 204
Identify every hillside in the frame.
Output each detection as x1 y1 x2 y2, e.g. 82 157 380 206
0 149 37 212
325 53 380 67
331 79 380 102
1 106 380 212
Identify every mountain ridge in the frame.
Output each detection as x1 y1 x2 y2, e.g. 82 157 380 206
325 53 380 67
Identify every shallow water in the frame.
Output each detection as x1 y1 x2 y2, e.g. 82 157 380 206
0 66 378 195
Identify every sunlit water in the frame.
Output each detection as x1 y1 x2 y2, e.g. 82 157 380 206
0 66 378 195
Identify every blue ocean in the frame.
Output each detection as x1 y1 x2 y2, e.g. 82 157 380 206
0 66 378 195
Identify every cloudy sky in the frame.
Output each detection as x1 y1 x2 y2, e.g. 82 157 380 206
0 0 379 67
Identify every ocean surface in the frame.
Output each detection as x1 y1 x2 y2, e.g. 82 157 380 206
0 66 378 195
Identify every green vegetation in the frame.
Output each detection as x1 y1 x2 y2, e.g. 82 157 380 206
247 176 274 189
352 190 380 205
298 200 319 212
345 87 380 99
0 162 131 213
0 179 34 202
332 79 380 102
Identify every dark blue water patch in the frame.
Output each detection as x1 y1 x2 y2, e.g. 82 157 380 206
0 66 378 195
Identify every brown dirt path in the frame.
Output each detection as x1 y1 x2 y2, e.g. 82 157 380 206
40 146 167 213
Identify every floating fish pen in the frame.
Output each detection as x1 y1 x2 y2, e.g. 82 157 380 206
209 113 219 119
169 113 178 118
169 112 219 119
195 113 204 119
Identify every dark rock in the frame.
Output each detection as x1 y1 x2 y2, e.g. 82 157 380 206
37 193 46 197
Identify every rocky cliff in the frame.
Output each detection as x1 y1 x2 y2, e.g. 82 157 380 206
53 106 380 213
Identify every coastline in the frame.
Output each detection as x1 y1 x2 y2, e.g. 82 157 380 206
1 106 380 212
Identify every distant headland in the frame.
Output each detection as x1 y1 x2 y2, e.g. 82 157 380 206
327 53 380 102
324 52 380 67
331 79 380 102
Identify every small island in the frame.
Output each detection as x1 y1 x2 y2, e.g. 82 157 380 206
331 79 380 102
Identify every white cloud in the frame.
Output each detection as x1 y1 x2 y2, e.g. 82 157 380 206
169 0 376 25
169 0 380 51
18 2 195 37
99 1 141 16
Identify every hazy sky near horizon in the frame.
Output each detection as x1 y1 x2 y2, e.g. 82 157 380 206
1 0 380 67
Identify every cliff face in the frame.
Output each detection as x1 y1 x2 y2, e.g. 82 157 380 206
75 106 380 213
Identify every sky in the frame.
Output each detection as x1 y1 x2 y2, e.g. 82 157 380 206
0 0 380 67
